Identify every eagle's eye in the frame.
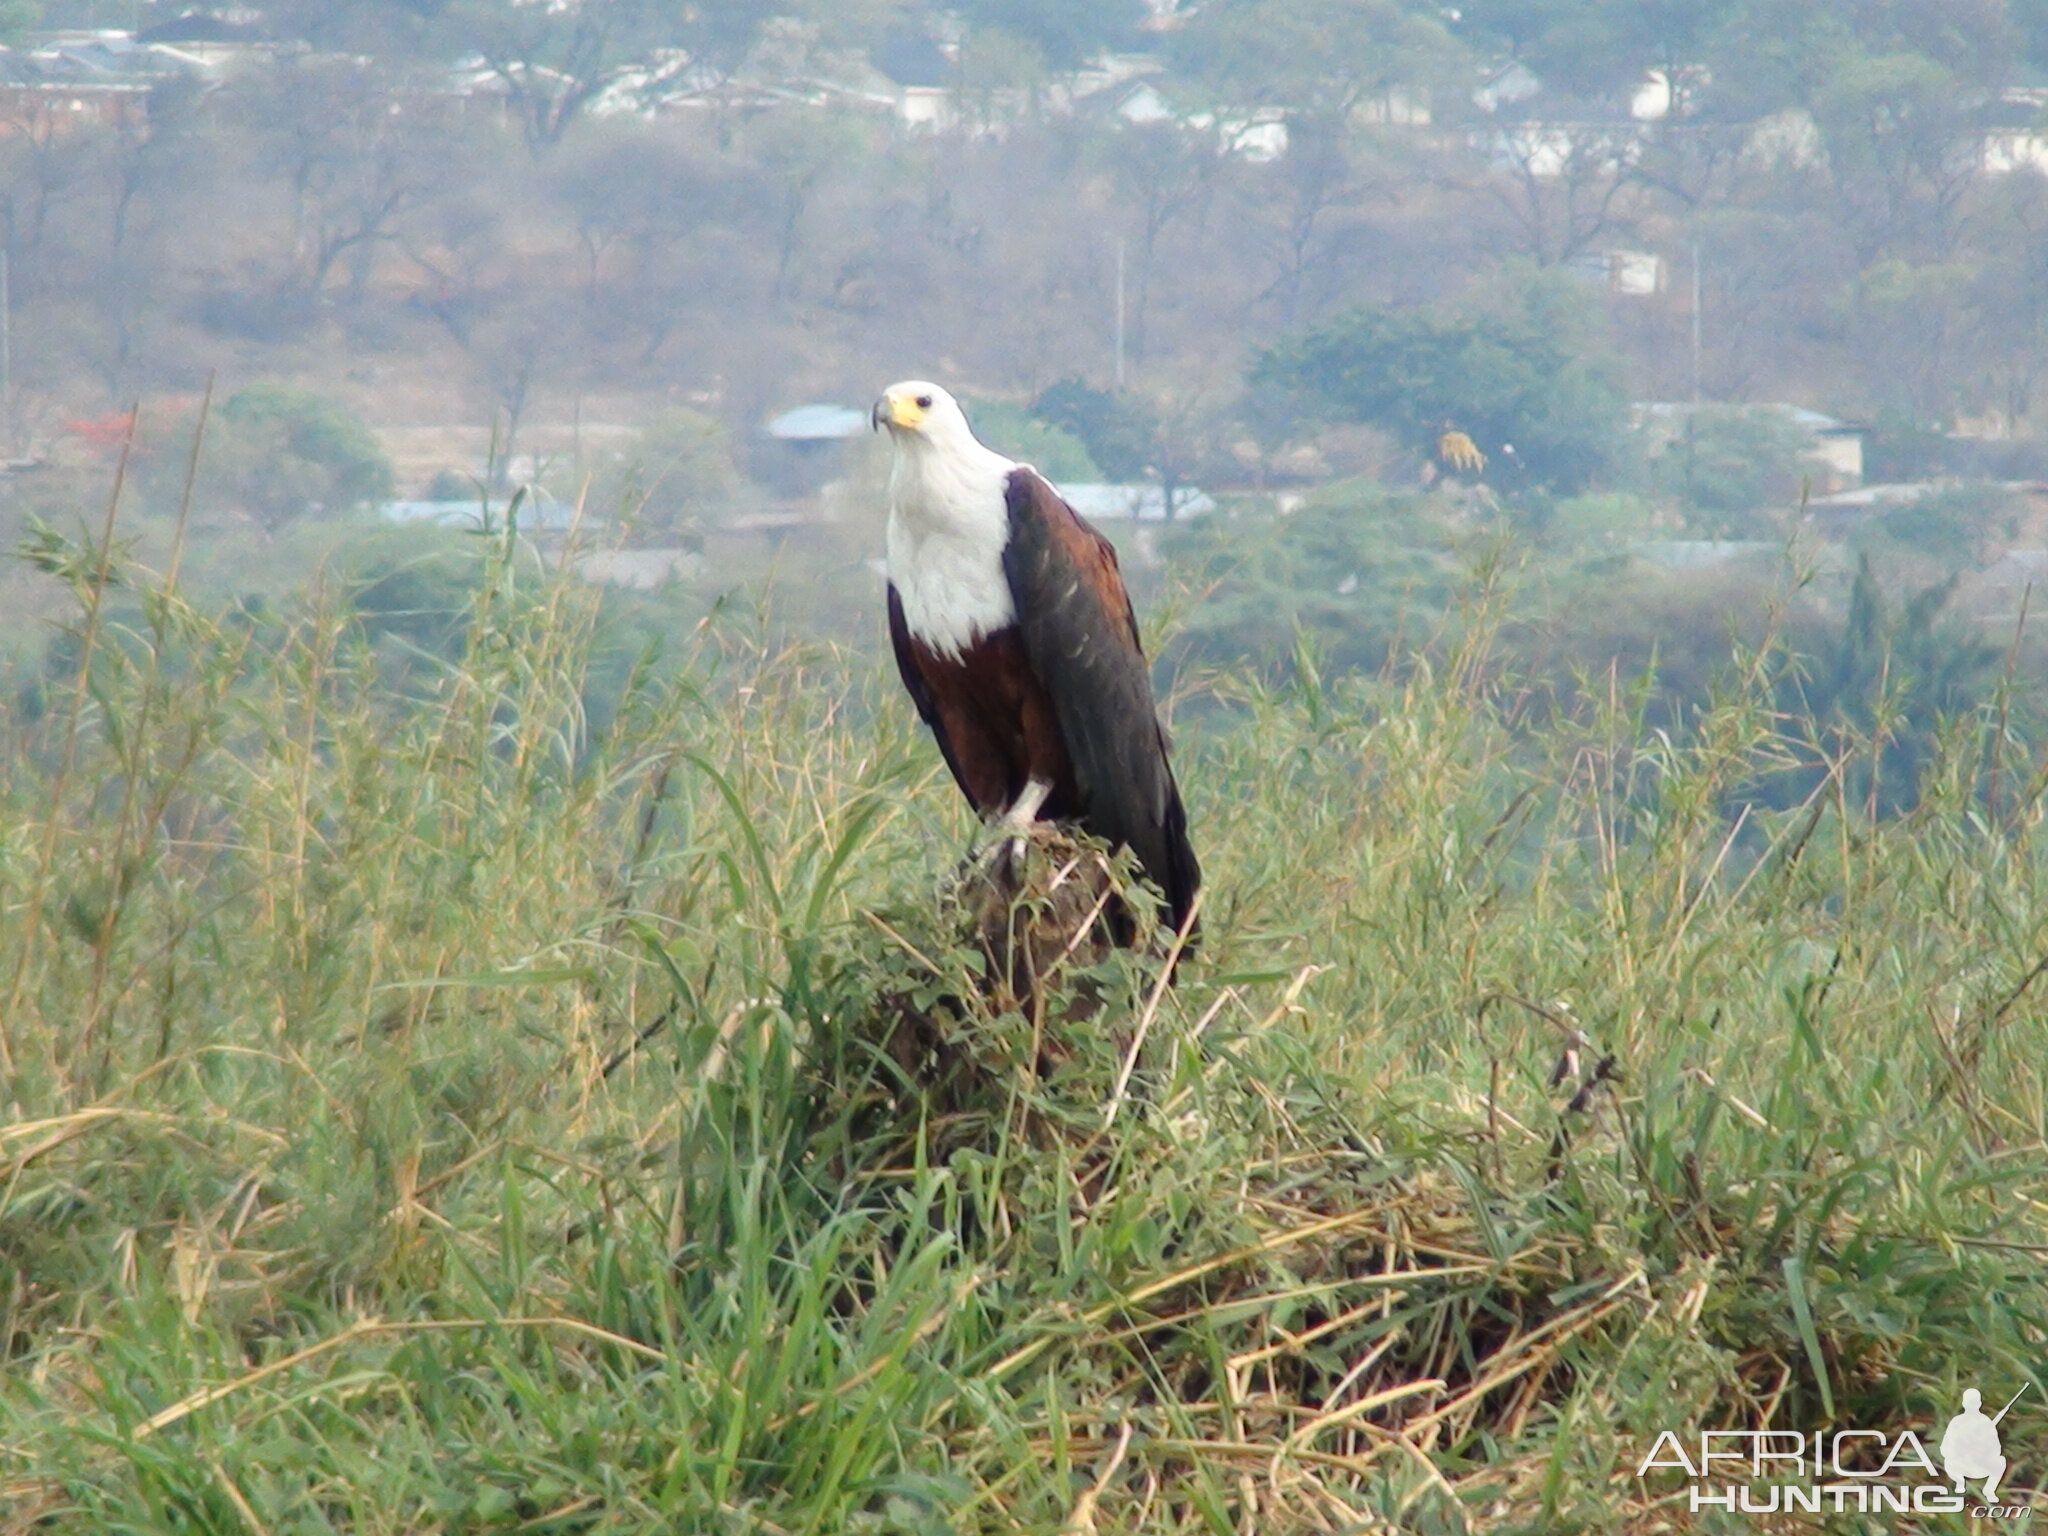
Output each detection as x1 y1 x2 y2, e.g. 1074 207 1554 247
915 394 933 410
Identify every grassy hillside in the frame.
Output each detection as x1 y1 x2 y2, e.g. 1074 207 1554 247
2 512 2045 1533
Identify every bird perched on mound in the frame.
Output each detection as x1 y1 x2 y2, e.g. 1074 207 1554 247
874 379 1201 938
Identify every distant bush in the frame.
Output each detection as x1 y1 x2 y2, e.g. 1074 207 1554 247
344 525 491 661
424 467 477 502
1645 406 1811 536
1252 264 1628 494
1159 479 1470 675
1030 377 1158 481
958 397 1102 482
1547 491 1657 549
598 409 744 536
1864 414 2048 482
146 384 396 532
1853 482 2025 569
1770 555 2008 814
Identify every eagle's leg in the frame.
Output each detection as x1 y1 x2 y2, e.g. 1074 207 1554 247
998 778 1053 838
975 778 1053 869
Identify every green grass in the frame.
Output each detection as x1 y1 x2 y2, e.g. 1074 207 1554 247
2 505 2046 1534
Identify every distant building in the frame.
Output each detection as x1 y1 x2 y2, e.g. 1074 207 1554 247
767 404 870 442
1565 248 1666 295
1636 402 1868 492
1777 406 1868 488
382 492 578 533
1976 87 2048 177
1473 60 1541 116
761 402 871 495
1056 483 1213 521
1470 60 1711 180
1741 109 1826 172
0 32 204 136
133 9 301 73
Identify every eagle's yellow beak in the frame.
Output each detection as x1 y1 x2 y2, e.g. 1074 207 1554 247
876 390 928 432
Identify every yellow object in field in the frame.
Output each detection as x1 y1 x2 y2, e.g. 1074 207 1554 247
1437 428 1486 475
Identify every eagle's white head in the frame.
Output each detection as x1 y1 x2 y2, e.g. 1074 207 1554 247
874 379 1016 527
874 378 1018 655
872 380 987 454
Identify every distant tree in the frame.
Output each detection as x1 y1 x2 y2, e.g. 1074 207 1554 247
346 526 488 659
1689 0 1848 117
456 293 575 480
1854 482 2024 569
1222 109 1396 325
1812 51 1981 262
1482 120 1643 266
593 408 744 534
1684 204 1854 401
1088 122 1221 364
952 25 1048 131
1645 406 1811 536
215 59 445 309
155 385 396 532
539 127 751 357
422 0 773 151
960 398 1102 481
736 109 872 302
0 0 37 43
1959 176 2048 435
1031 378 1157 481
1170 0 1463 119
1251 265 1628 492
1157 478 1466 674
424 467 477 501
1700 0 2012 121
1786 553 2004 816
953 0 1145 70
1459 0 1730 100
1848 258 1974 420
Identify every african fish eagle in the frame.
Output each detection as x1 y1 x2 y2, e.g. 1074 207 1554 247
874 380 1201 937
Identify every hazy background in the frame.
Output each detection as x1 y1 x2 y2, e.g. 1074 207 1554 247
6 0 2048 799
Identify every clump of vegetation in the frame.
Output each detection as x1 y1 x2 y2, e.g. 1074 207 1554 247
1031 378 1162 481
3 494 2045 1531
139 384 396 533
1643 405 1813 537
1853 482 2027 570
1157 478 1473 677
588 407 745 535
962 396 1103 482
1252 266 1629 493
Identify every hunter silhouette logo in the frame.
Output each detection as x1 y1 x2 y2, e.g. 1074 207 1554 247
1639 1380 2035 1518
1943 1385 2027 1502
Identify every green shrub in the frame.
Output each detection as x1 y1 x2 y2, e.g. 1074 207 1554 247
595 408 744 535
144 383 396 532
1253 264 1629 493
1646 406 1812 535
1031 377 1158 480
959 396 1103 481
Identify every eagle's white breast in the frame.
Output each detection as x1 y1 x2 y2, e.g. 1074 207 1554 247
885 438 1019 660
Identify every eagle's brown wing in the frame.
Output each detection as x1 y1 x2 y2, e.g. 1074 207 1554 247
1000 467 1201 934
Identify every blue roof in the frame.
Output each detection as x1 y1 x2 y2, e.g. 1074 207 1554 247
768 404 870 440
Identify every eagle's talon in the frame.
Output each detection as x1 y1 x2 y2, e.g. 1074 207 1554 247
970 779 1052 870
